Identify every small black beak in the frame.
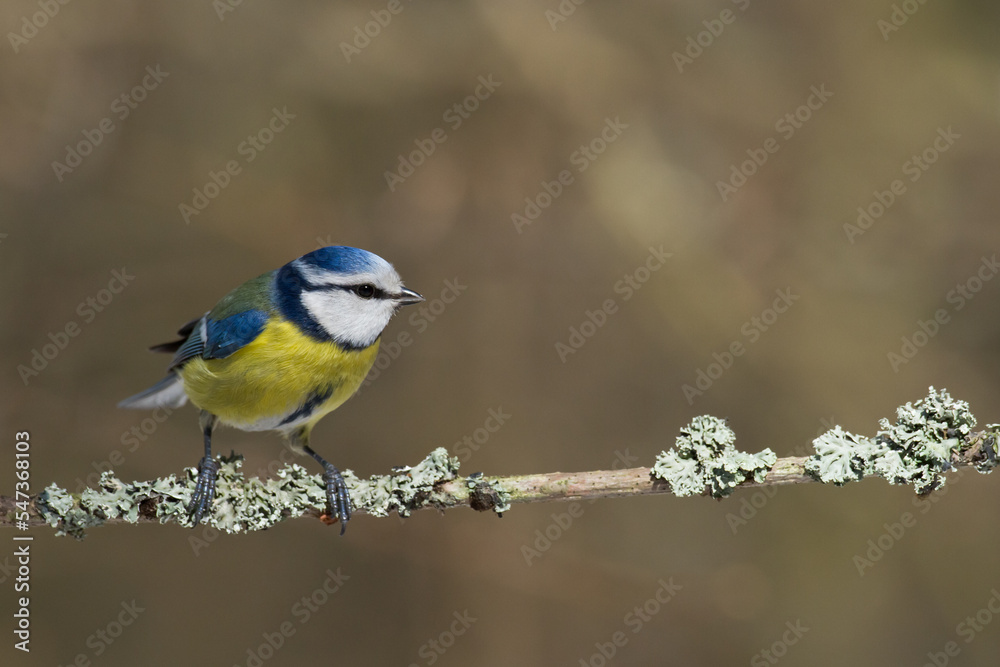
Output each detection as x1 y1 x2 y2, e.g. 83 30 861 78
395 287 424 306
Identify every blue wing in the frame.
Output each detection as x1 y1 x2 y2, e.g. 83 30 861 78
166 310 269 369
204 310 269 359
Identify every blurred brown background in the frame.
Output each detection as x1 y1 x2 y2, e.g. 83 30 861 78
4 1 1000 665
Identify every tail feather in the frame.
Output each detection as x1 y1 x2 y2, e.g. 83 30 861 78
148 316 202 354
118 374 188 410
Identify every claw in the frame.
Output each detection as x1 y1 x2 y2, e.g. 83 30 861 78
321 463 352 535
187 456 221 526
299 442 353 535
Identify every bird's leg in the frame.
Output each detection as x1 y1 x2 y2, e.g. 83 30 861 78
187 411 220 526
296 432 352 535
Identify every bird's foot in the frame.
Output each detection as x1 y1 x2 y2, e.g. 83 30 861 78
187 456 221 526
320 463 352 535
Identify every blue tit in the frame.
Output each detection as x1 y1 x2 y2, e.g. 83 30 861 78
119 246 423 533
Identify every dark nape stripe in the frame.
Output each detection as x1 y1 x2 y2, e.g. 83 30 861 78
272 265 371 351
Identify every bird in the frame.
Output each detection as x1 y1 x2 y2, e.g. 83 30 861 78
118 246 423 534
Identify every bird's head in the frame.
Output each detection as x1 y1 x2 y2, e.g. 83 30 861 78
274 246 423 349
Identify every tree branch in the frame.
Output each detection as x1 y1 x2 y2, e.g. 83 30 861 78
3 388 996 538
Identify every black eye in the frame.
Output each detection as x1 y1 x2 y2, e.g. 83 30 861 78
355 284 376 299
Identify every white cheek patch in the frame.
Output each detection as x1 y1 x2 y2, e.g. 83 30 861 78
301 289 396 348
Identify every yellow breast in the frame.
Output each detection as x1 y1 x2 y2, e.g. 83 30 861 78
179 317 380 431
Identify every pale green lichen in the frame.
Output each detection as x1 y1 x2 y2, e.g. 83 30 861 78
37 447 461 538
36 485 100 539
805 426 882 486
651 415 777 497
36 473 192 538
978 424 1000 474
492 485 512 514
351 447 461 518
806 387 986 494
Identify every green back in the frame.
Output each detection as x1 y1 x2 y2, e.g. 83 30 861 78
208 270 276 320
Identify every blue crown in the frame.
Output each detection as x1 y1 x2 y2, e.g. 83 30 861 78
299 246 385 275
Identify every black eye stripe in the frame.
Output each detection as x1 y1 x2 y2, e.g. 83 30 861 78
303 281 388 299
339 283 385 299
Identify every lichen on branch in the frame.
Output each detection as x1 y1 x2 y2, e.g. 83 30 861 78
35 448 466 538
2 387 995 539
650 415 776 497
805 387 994 493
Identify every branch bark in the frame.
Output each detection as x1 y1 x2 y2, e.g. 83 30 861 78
4 389 993 536
2 457 809 530
1 430 994 537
